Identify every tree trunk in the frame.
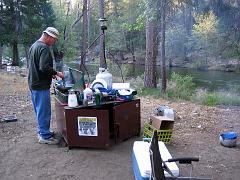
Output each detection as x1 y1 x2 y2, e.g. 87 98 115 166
12 40 19 66
87 0 91 44
184 3 194 61
0 44 3 68
24 47 29 68
157 0 167 93
130 39 136 76
98 0 107 69
80 0 89 73
144 20 156 88
9 0 21 67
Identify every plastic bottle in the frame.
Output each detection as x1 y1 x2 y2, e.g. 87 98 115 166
164 108 174 120
96 68 112 89
83 86 93 103
68 90 78 107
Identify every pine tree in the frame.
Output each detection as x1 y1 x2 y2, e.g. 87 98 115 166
0 0 55 66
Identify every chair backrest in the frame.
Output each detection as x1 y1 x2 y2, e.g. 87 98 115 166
149 130 166 180
149 130 212 180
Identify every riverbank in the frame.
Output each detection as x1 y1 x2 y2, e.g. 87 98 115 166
0 69 239 180
170 57 240 73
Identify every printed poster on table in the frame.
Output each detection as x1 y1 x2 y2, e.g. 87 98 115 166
78 116 98 136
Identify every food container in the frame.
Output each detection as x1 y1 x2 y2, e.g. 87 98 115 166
219 132 238 148
117 89 133 101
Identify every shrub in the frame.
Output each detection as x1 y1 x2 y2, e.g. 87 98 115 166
128 75 144 92
166 72 196 100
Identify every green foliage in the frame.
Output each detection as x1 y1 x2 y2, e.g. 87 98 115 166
166 72 196 100
107 20 126 52
1 0 240 69
202 92 219 106
194 88 240 106
192 58 206 68
127 75 144 92
108 0 146 55
107 61 122 77
0 4 12 44
191 11 220 60
120 0 146 32
0 0 56 65
121 14 145 31
193 11 219 36
21 0 56 46
138 88 160 97
51 0 79 60
165 24 187 59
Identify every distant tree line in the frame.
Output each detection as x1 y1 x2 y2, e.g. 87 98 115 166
0 0 55 66
0 0 239 91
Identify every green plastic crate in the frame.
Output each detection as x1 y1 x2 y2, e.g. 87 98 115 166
143 123 173 144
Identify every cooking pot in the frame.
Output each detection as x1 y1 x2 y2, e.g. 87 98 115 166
55 80 73 93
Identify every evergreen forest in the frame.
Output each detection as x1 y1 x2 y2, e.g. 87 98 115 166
0 0 240 94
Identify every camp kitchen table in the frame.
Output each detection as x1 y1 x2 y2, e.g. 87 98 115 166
54 97 141 149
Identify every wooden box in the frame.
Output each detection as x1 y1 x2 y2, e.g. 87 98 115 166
150 115 174 130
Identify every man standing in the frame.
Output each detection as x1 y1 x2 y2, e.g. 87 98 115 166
28 27 64 144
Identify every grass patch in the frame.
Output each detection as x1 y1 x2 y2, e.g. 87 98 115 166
202 92 219 106
195 89 240 106
217 92 240 105
138 88 160 97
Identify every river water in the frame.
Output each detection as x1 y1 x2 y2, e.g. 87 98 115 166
169 67 240 91
66 63 240 91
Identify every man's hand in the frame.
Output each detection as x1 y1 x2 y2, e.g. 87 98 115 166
56 71 64 79
52 71 64 80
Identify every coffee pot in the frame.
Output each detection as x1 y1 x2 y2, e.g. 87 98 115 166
68 89 78 107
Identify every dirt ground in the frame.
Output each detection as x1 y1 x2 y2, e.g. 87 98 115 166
0 68 239 180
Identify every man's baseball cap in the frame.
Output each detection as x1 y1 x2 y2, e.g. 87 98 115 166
43 27 59 39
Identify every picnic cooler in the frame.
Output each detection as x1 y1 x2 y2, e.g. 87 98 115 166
132 141 179 180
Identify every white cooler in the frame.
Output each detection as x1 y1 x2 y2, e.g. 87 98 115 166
132 141 179 180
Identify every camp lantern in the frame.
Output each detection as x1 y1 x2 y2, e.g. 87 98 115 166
99 18 107 31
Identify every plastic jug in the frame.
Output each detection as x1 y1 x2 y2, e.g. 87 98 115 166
96 68 112 89
68 89 78 107
83 86 93 103
164 108 174 120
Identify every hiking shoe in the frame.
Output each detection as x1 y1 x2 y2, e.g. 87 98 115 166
37 131 55 139
38 135 59 145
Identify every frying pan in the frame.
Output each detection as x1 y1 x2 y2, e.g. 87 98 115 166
55 79 73 93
